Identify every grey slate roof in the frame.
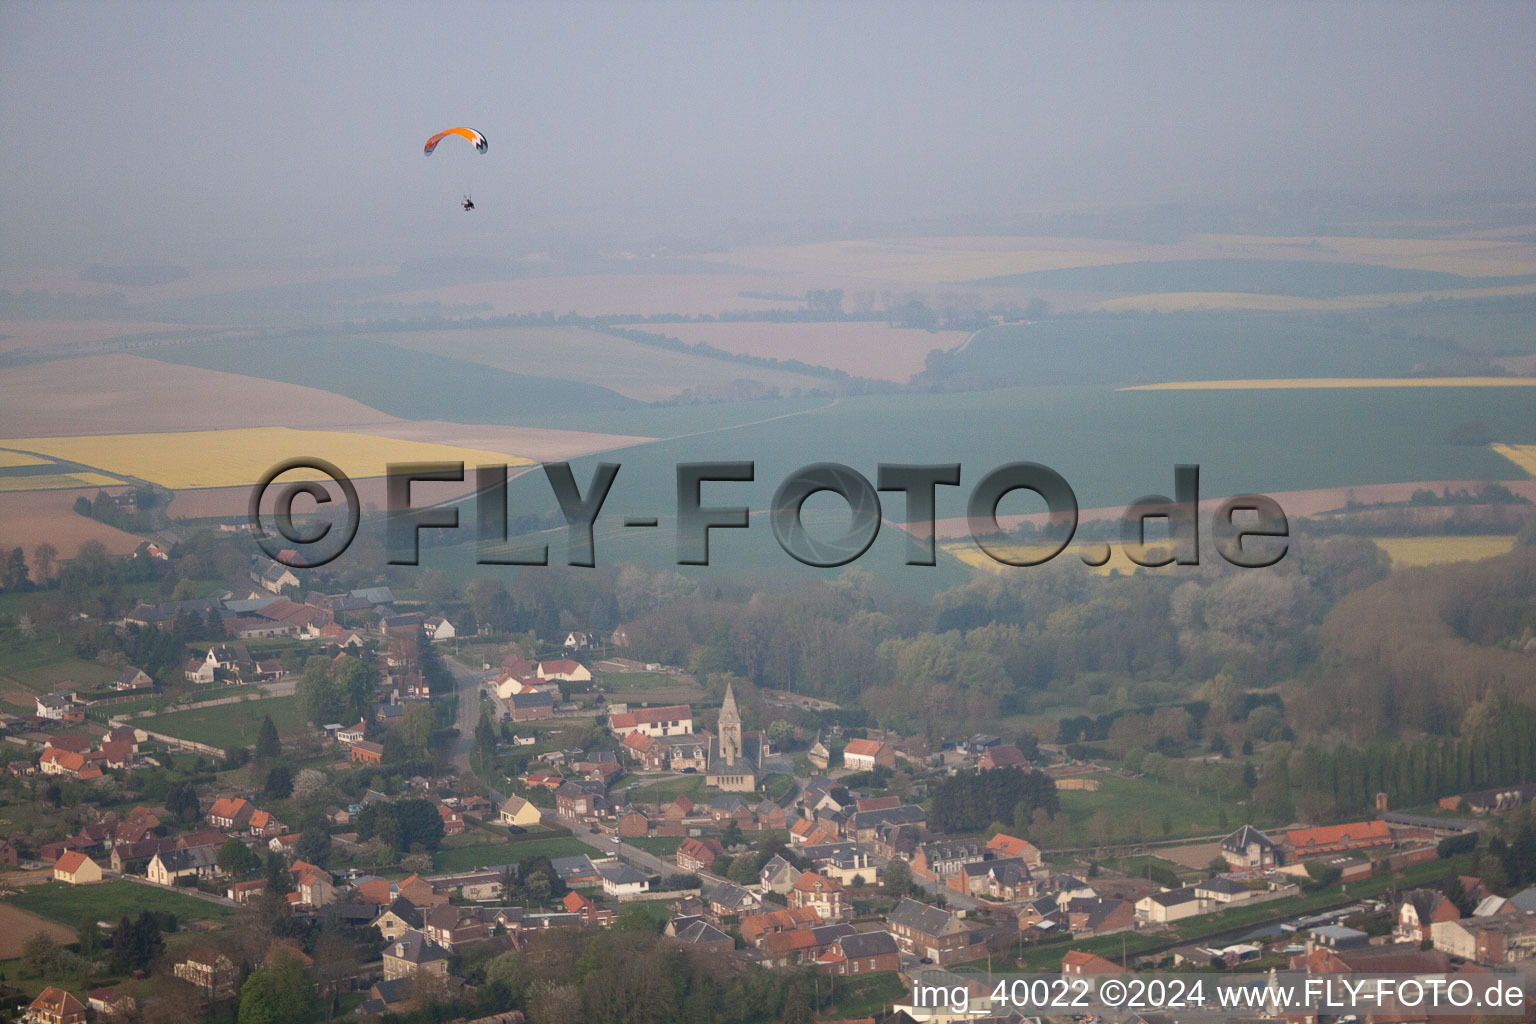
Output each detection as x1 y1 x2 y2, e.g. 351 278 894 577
888 897 963 937
836 930 899 958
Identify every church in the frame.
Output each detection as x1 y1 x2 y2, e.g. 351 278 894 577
705 683 764 793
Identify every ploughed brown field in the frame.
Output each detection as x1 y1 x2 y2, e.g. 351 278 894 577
0 902 77 960
0 354 651 456
0 354 393 437
0 488 147 555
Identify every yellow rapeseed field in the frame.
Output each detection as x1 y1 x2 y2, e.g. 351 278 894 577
0 427 535 490
943 540 1177 576
0 471 123 492
0 449 48 469
1492 444 1536 477
1371 536 1517 568
1094 283 1536 314
1122 378 1536 392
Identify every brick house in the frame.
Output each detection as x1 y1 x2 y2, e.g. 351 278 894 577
790 871 849 921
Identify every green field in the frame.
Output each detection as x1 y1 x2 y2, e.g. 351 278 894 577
432 838 593 873
629 775 711 804
1055 773 1255 840
408 380 1536 589
382 325 835 403
966 258 1533 297
623 835 685 857
0 641 121 696
137 695 309 751
5 880 235 926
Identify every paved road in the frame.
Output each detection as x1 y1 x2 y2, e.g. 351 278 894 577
446 657 496 771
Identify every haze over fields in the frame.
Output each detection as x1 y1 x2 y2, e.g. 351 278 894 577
6 11 1536 1024
1 1 1534 578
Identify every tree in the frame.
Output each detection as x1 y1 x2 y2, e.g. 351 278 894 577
237 948 319 1024
294 826 332 867
33 542 57 583
21 932 61 977
292 768 326 802
76 910 103 958
255 715 281 762
883 857 912 897
2 547 29 592
218 837 256 878
108 915 136 974
262 763 293 800
166 781 200 824
781 982 815 1024
400 702 434 752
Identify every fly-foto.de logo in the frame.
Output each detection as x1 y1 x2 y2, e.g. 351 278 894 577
248 460 1288 571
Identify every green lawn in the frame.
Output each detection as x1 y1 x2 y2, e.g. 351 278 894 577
5 880 235 927
1056 773 1254 840
137 695 309 751
823 971 907 1019
629 775 711 804
624 835 684 857
0 642 120 695
432 838 592 873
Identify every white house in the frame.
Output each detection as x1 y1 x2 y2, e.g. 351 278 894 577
423 617 456 642
598 862 651 898
35 691 77 720
536 659 592 683
1135 887 1205 924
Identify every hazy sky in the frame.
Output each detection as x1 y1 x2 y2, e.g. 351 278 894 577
4 1 1534 268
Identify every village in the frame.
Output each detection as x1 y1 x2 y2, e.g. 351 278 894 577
1 543 1533 1024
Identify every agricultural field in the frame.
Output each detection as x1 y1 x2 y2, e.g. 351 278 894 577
966 258 1535 298
146 336 643 432
0 488 153 556
0 471 125 492
482 383 1536 571
432 838 592 873
1093 283 1536 313
1372 535 1518 568
1125 377 1536 391
0 902 77 960
0 353 402 438
1493 443 1536 476
0 652 121 696
1053 772 1257 840
942 540 1176 577
618 321 970 383
0 450 47 469
369 272 807 318
137 694 309 751
0 318 208 354
0 426 535 490
379 326 838 401
4 879 235 927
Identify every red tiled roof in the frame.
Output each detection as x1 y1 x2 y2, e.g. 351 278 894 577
55 850 91 874
30 987 86 1017
1287 820 1391 848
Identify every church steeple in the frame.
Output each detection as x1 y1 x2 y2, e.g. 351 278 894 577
718 682 742 765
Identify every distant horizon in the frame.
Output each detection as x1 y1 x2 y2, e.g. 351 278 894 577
5 2 1535 267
